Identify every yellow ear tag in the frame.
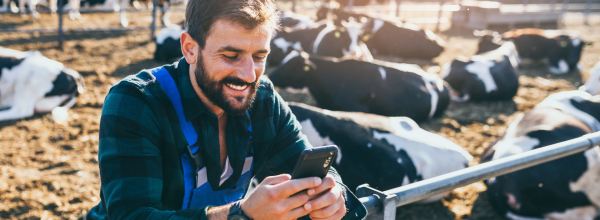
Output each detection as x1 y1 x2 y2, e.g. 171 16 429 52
304 65 310 72
560 41 568 47
335 31 340 38
363 35 370 41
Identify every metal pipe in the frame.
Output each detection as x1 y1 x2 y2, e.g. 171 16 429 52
58 0 64 49
358 195 382 215
395 0 401 17
435 0 445 32
523 0 528 12
585 0 591 25
150 0 158 40
360 132 600 215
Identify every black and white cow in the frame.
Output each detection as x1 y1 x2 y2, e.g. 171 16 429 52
253 102 472 198
580 60 600 96
154 25 183 62
268 20 372 66
269 50 450 122
482 90 600 220
315 4 371 26
478 29 587 74
441 41 520 102
0 47 84 122
1 0 40 18
361 18 445 60
279 10 315 30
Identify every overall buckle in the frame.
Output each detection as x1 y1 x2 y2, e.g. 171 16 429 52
186 144 204 172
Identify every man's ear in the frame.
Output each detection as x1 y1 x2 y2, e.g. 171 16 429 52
181 32 199 65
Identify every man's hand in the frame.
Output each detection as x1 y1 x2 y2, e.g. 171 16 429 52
304 174 346 220
241 174 322 220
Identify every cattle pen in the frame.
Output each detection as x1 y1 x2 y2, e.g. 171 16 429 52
2 0 600 219
357 131 600 219
1 0 598 47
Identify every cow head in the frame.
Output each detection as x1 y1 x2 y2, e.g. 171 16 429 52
312 24 353 58
474 30 503 54
267 30 302 66
581 61 600 96
268 50 317 89
440 58 471 102
340 17 366 60
548 35 586 74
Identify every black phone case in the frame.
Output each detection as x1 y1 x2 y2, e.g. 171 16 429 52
290 145 338 179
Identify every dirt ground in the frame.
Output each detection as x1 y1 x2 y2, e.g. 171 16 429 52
1 8 599 220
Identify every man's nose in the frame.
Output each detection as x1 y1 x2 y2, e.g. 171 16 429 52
237 56 257 83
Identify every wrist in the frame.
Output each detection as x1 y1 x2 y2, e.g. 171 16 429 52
239 199 254 219
228 199 253 220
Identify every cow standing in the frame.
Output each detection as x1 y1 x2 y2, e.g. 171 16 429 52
482 90 600 220
253 102 472 200
269 50 450 122
0 47 84 122
441 41 520 102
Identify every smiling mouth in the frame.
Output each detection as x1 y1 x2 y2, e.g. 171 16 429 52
226 83 248 91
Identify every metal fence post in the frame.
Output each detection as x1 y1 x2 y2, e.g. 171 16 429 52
150 0 158 40
357 184 398 220
585 0 591 25
562 0 570 26
58 0 64 49
292 0 296 12
550 0 556 11
522 0 528 12
348 0 354 11
435 0 445 32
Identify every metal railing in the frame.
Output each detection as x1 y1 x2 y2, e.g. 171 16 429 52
357 131 600 219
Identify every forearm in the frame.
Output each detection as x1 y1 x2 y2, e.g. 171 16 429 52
206 204 232 220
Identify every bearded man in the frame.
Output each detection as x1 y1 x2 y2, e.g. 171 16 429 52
86 0 367 219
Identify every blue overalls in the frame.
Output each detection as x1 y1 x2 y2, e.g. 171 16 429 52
151 67 254 209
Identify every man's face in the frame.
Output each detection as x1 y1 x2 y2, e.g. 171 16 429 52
195 19 271 115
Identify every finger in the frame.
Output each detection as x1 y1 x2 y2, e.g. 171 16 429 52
305 185 342 211
283 205 312 220
271 177 321 198
262 174 292 186
311 202 346 220
307 175 335 197
282 191 311 210
309 194 344 219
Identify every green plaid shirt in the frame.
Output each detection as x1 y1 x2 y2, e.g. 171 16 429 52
86 58 367 220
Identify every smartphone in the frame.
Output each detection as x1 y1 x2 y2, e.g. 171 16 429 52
291 145 338 180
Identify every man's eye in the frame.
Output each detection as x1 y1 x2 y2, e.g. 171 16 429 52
254 55 267 61
223 54 238 60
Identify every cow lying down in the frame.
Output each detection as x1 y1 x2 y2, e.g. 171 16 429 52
481 90 600 220
253 102 473 201
0 47 84 122
268 50 450 123
441 41 520 102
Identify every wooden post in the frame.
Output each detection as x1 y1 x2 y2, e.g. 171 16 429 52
58 0 64 49
435 0 445 32
150 0 157 40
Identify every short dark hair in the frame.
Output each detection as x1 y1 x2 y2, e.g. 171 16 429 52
185 0 280 48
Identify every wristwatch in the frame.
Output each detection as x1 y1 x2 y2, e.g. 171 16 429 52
228 201 251 220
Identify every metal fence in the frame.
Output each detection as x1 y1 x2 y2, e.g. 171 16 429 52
0 0 598 47
357 131 600 219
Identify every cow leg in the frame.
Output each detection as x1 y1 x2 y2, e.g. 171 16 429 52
67 0 81 20
28 0 40 18
119 0 128 27
1 0 8 11
0 89 39 121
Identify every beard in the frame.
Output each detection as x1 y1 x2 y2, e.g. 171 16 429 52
194 54 259 115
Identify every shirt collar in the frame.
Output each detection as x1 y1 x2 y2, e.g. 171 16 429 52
175 58 209 121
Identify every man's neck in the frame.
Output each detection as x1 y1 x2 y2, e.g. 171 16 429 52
189 65 226 119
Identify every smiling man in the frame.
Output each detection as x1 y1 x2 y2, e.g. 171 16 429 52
86 0 367 219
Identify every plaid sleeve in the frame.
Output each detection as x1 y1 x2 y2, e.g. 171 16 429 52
266 89 367 220
98 81 206 220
